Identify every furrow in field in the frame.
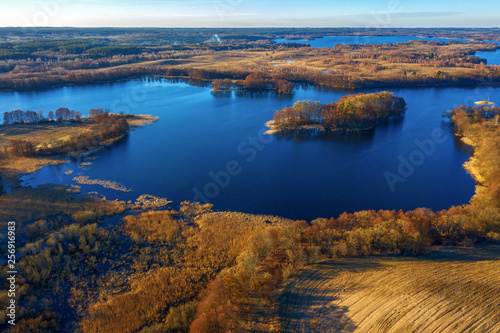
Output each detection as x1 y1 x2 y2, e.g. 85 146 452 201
278 245 500 333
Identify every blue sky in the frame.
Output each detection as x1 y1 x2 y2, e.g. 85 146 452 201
2 0 499 28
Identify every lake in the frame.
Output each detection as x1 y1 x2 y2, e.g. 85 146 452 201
477 41 500 66
2 80 488 221
274 35 471 48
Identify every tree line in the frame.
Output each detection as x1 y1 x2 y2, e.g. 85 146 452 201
6 109 129 158
0 39 143 61
3 107 84 124
211 71 294 94
272 91 407 131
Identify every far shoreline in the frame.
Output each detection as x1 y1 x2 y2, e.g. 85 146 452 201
3 68 500 94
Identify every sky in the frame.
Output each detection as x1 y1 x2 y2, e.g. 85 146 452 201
1 0 500 28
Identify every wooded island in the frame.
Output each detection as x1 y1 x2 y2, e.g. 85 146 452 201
266 91 407 134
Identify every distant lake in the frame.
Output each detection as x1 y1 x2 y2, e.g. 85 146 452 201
275 35 471 47
1 80 486 221
477 41 500 66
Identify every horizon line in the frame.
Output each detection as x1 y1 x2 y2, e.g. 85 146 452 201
1 26 499 29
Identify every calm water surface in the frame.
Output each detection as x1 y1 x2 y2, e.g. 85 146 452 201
477 41 500 66
1 80 486 221
274 35 471 47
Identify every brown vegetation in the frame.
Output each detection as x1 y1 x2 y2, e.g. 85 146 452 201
0 185 126 330
78 206 293 333
0 185 125 226
80 267 209 333
72 176 132 192
123 210 182 242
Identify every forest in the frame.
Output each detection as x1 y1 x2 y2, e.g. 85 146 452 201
270 92 406 132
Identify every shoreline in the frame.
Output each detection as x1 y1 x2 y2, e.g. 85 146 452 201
459 135 486 187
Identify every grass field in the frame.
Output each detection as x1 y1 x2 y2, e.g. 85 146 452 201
279 244 500 333
0 120 91 151
0 114 158 178
0 115 157 150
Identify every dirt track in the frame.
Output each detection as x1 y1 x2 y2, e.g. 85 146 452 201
279 244 500 333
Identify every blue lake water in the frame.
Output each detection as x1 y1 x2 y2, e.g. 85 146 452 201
0 80 486 221
275 36 471 48
477 41 500 66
